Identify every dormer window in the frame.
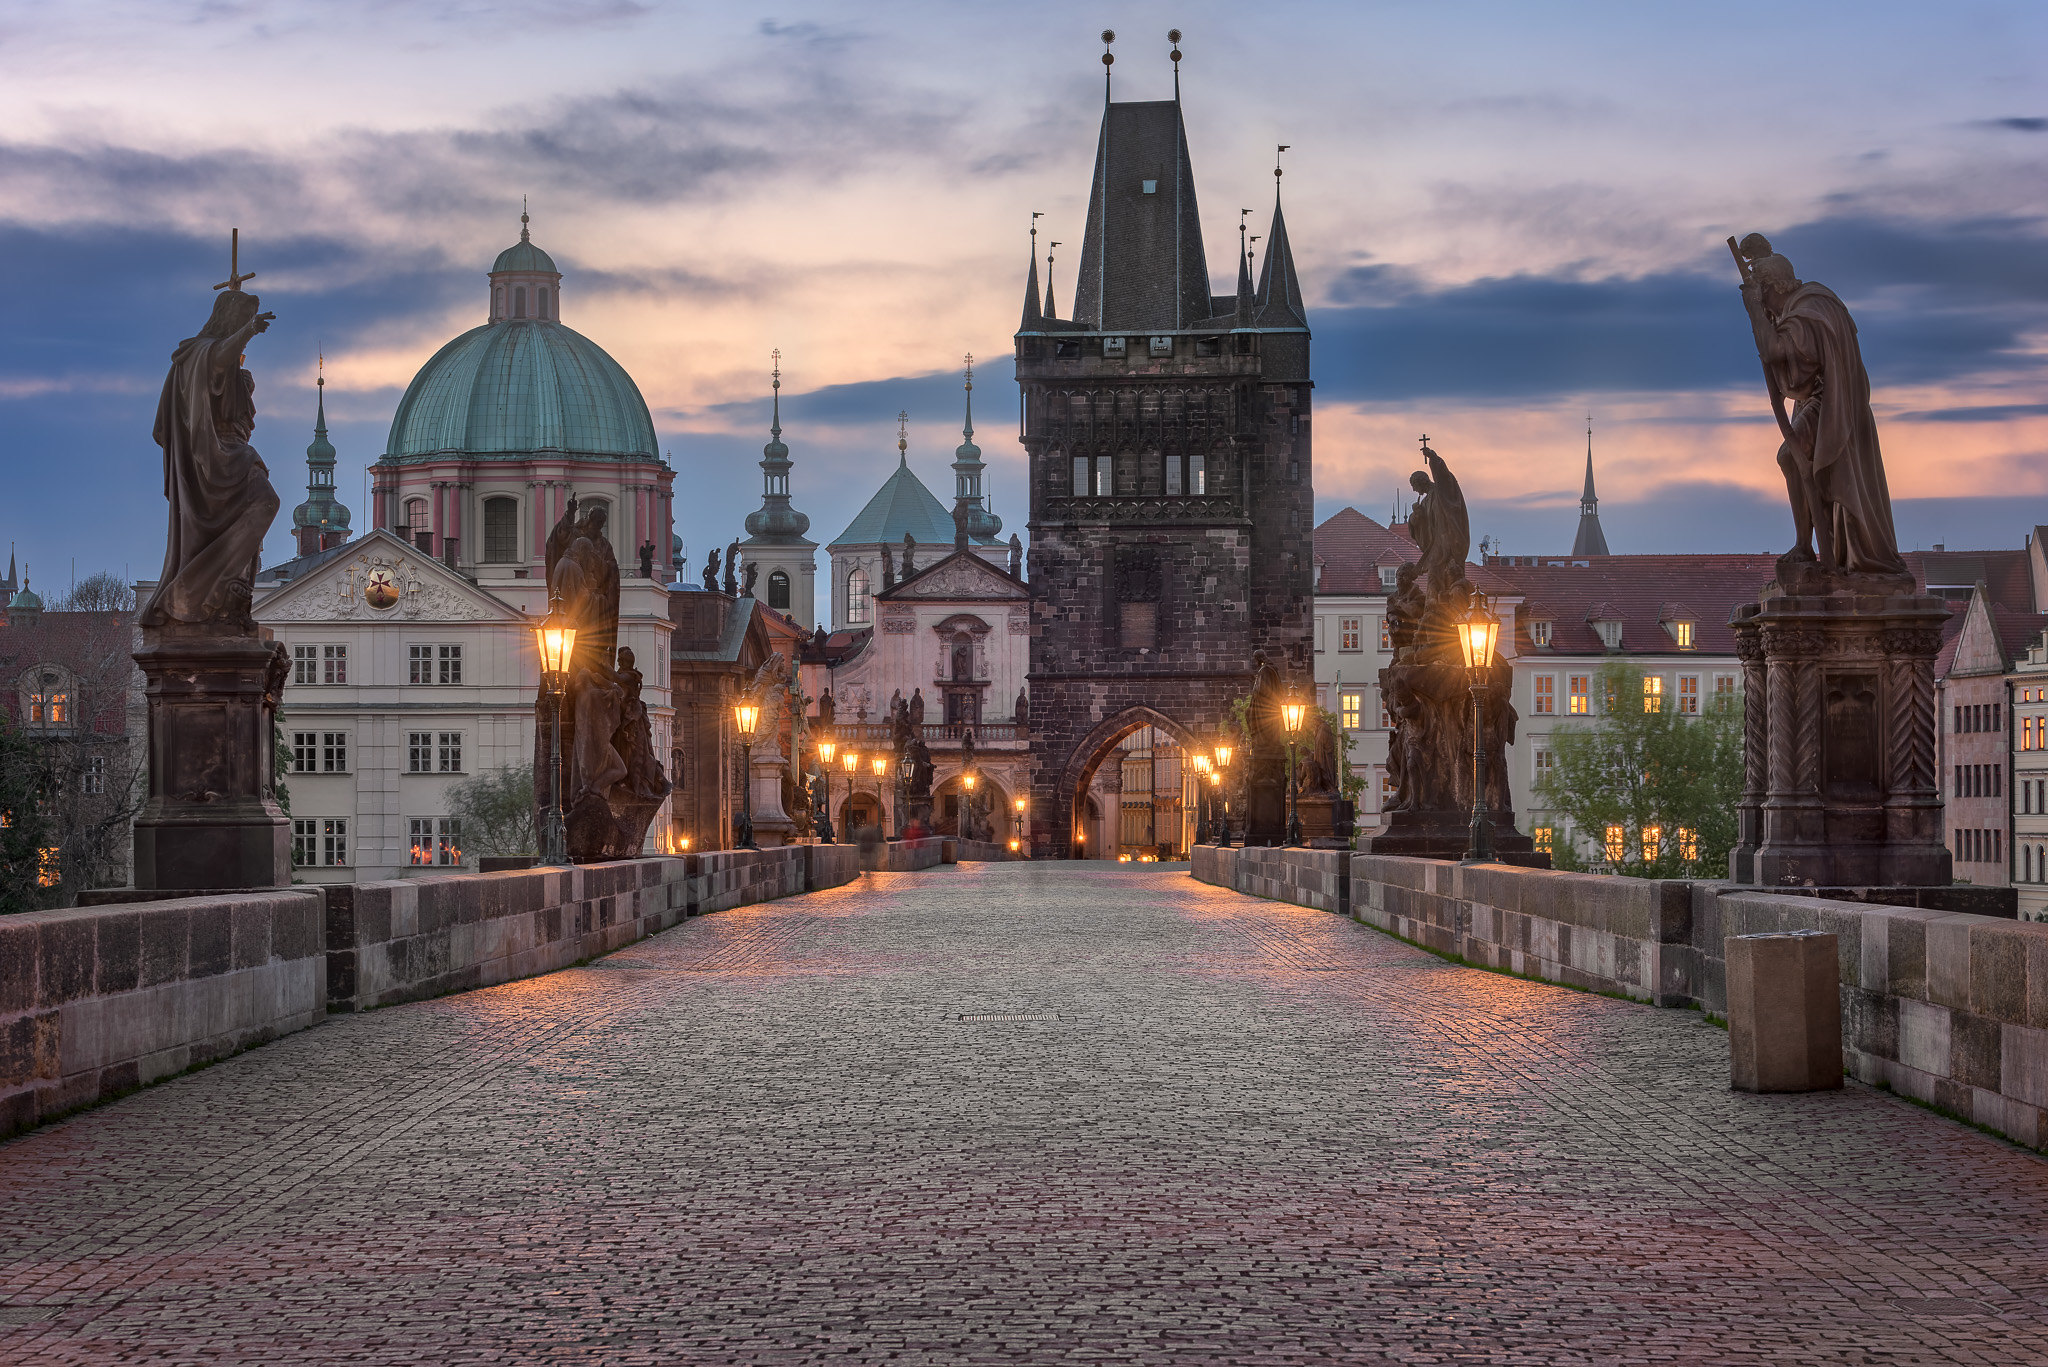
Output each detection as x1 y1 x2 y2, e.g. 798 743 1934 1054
1149 336 1174 357
1378 566 1399 590
1671 621 1695 649
1530 620 1553 648
1586 603 1624 650
1659 602 1698 650
1102 336 1127 358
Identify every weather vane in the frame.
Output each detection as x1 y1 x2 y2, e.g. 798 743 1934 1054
1276 144 1290 179
1169 28 1183 98
213 228 255 292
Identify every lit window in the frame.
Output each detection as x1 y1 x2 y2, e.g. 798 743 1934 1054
1340 617 1362 652
1604 825 1626 864
408 817 463 867
37 847 61 887
323 645 347 685
1532 826 1553 854
1643 676 1664 713
847 568 872 625
1530 619 1553 648
1378 618 1390 651
1678 675 1699 715
1341 692 1362 730
1642 824 1662 862
1533 676 1555 714
47 692 68 725
1678 827 1700 861
292 818 349 868
26 693 43 723
1568 675 1590 715
1672 620 1695 649
439 732 463 773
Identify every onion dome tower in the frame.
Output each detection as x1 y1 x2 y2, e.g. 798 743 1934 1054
950 355 1002 546
291 361 354 557
739 351 818 627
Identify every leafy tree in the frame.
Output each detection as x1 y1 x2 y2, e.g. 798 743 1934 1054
1534 661 1742 878
0 715 56 914
446 764 538 858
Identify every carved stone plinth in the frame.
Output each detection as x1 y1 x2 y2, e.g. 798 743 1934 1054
1730 590 1950 888
1362 808 1548 865
132 630 291 891
748 751 796 847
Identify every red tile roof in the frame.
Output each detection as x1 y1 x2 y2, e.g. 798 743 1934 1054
1313 508 1420 595
1482 554 1782 657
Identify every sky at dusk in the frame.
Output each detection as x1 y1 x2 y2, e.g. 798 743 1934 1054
4 1 2047 606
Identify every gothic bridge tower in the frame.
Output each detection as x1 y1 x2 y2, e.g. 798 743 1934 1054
1017 51 1312 859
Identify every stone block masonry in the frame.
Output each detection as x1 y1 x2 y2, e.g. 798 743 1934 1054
1194 848 2048 1150
0 890 326 1138
3 845 872 1139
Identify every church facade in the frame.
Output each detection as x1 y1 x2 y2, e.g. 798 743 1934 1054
1016 90 1314 858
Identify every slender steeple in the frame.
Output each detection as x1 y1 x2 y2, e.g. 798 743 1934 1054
743 349 812 545
291 358 353 557
1571 416 1611 557
1044 241 1060 320
951 354 1001 545
1021 215 1044 328
1254 148 1306 327
1235 208 1255 322
2 545 15 596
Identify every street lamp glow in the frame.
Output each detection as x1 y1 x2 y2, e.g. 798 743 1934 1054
733 701 760 736
1213 742 1232 769
818 738 837 765
963 772 977 791
843 749 860 773
1014 796 1026 813
872 756 887 777
533 609 577 675
1458 605 1500 671
1281 699 1307 734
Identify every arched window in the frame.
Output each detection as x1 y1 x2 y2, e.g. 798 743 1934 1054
482 496 520 563
767 569 791 610
514 286 527 318
405 498 429 533
538 287 551 319
848 568 872 625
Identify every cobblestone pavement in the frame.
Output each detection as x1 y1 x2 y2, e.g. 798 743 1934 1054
7 864 2048 1364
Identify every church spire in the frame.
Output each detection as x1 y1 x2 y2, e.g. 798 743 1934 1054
1254 150 1305 327
1571 416 1611 557
743 349 811 546
291 356 353 557
952 354 1001 546
1044 240 1060 320
1021 215 1044 328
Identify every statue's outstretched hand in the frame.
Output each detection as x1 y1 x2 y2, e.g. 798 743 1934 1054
253 312 276 333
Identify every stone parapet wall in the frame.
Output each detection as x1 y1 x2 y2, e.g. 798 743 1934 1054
801 844 861 893
950 839 1018 862
1192 848 2048 1150
1237 848 1349 914
863 837 944 872
2 891 326 1139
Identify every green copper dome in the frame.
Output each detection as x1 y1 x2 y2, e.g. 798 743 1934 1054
384 320 658 460
492 237 558 274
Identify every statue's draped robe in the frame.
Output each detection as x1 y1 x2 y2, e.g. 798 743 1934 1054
1767 284 1906 577
1410 463 1470 596
142 332 280 626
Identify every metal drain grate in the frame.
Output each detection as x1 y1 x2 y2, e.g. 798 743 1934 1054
959 1013 1060 1023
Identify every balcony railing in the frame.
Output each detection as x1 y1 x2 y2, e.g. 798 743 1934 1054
823 722 1026 745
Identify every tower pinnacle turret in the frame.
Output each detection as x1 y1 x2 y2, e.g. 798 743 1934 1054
1571 416 1611 557
951 354 1001 546
291 359 353 557
740 350 818 626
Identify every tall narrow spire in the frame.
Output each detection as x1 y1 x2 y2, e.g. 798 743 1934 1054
1236 208 1254 322
952 353 1001 546
1021 214 1044 327
1571 415 1611 557
1044 241 1061 319
1254 151 1306 327
291 356 353 556
744 348 812 549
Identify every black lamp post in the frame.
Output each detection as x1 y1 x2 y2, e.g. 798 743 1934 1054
962 768 980 841
533 595 577 867
871 754 889 837
733 699 760 849
1458 599 1502 865
816 738 838 841
1190 753 1213 843
1282 696 1307 847
1212 738 1234 847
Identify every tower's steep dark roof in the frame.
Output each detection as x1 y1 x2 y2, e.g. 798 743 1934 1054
1071 100 1213 331
1254 191 1306 328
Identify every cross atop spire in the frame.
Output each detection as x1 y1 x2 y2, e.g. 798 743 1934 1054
897 410 909 468
213 227 255 292
520 195 530 242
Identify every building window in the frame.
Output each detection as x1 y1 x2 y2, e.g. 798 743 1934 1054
514 286 527 318
1378 618 1391 651
1678 827 1700 862
323 645 347 685
483 496 520 563
1641 824 1663 863
408 732 432 774
82 755 105 795
1604 824 1627 865
1163 450 1207 496
767 569 791 610
292 732 318 774
439 732 463 773
1530 620 1553 648
1532 826 1553 854
847 568 872 625
37 847 61 888
439 644 463 685
1340 692 1362 730
1643 675 1664 713
1568 675 1590 715
322 732 348 773
408 817 463 867
405 499 429 534
1339 617 1362 652
409 645 432 684
293 644 317 685
1671 620 1695 650
538 287 551 319
1534 749 1552 783
292 818 348 868
1678 675 1699 715
408 644 463 684
1533 676 1555 714
1714 674 1737 709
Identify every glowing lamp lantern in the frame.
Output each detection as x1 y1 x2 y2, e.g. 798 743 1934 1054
533 597 578 866
733 701 760 737
534 609 577 678
815 738 839 842
843 749 860 774
1014 796 1027 814
1280 695 1307 846
817 738 837 766
1457 603 1501 672
1280 699 1307 736
1214 741 1233 770
963 772 978 792
872 757 888 777
732 700 761 848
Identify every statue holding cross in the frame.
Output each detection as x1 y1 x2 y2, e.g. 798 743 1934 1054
140 229 282 631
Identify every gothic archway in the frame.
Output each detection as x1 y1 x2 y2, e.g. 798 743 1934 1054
1057 707 1199 861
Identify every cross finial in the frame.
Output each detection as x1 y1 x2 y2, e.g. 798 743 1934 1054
964 352 974 389
317 347 324 389
212 227 255 292
521 195 530 241
897 410 909 445
771 346 781 387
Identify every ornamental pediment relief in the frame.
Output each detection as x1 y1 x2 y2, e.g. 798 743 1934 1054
258 532 521 625
884 554 1026 602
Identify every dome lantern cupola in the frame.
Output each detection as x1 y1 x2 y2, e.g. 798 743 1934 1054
951 354 1001 542
743 349 811 543
488 202 564 324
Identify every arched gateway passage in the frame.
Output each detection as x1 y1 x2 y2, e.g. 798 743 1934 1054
1057 707 1199 860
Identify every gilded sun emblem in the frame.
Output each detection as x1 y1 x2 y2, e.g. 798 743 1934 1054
363 565 401 610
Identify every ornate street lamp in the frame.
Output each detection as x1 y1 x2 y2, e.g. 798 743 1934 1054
1189 753 1212 843
1013 793 1028 857
733 700 760 849
815 738 838 842
871 754 889 837
1211 738 1234 848
1281 695 1308 847
961 769 979 841
533 594 578 866
1457 598 1502 865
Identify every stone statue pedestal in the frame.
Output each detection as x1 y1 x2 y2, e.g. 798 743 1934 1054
1361 809 1548 866
750 751 796 846
132 630 291 891
1730 589 1951 888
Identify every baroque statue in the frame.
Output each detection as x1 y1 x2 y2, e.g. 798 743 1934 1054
1734 233 1909 590
535 498 671 860
702 547 720 592
143 283 282 631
